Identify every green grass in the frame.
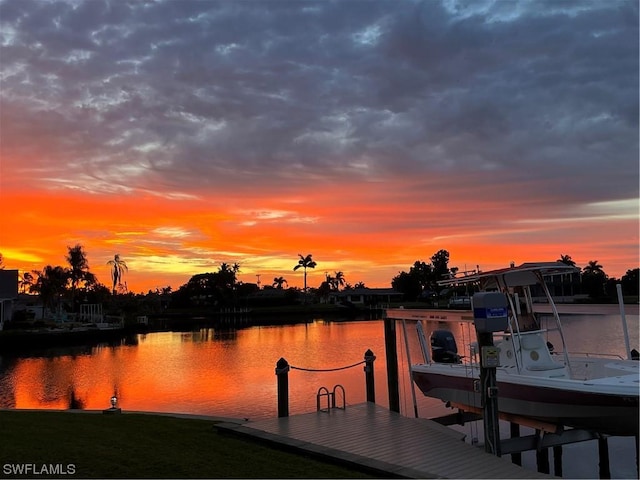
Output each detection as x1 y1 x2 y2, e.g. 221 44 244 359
1 411 377 478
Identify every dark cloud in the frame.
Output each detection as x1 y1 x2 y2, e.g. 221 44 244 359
1 0 637 204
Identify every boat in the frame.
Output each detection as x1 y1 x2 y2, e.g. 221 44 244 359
387 262 639 437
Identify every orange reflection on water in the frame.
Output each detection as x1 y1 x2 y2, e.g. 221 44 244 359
2 321 397 419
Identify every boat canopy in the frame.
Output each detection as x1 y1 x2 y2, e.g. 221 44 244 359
438 262 579 289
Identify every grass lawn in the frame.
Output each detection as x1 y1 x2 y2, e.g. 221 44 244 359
1 411 377 478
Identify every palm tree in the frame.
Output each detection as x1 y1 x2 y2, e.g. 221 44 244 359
66 244 96 309
293 254 316 300
107 254 128 295
583 260 604 276
557 254 576 267
582 260 607 298
333 271 346 291
354 281 366 289
557 254 577 297
32 265 69 317
19 271 34 294
272 277 288 289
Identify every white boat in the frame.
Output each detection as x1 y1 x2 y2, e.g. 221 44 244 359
387 262 639 437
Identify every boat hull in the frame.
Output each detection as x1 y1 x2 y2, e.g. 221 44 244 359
412 367 639 436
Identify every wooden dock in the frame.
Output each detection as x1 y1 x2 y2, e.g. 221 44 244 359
216 403 553 478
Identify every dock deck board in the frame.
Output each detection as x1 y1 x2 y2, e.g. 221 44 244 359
216 403 553 479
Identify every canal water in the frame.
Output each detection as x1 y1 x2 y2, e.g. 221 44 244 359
1 310 638 478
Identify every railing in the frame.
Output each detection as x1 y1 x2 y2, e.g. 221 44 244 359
275 349 376 418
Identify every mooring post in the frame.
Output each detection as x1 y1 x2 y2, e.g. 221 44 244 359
275 357 290 418
535 429 550 474
553 445 563 477
364 349 376 403
383 317 400 413
598 436 611 479
510 422 521 466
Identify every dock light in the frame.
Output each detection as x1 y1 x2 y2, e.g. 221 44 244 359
110 395 117 409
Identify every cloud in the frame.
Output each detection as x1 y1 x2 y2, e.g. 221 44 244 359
1 0 637 288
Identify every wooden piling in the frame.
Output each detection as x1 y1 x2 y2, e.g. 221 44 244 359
275 357 290 418
364 349 376 403
553 445 563 477
510 422 522 466
383 318 400 413
598 436 610 479
535 429 550 474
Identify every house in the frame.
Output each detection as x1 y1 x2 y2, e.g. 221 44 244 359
328 288 403 306
0 269 19 330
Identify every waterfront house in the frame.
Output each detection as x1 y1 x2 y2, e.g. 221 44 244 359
0 269 19 330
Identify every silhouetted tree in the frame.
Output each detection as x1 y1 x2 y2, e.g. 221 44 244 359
557 254 579 297
272 277 288 289
32 265 69 316
581 260 607 299
332 271 346 291
293 254 316 302
621 268 640 297
66 244 96 310
392 250 456 301
107 254 128 295
19 271 34 294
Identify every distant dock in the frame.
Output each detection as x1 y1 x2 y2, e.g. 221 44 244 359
216 402 552 479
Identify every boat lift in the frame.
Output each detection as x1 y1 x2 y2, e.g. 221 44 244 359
386 301 637 478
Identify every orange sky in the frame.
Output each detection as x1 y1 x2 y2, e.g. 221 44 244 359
0 1 638 293
2 172 638 293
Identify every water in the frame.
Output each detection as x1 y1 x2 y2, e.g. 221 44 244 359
1 312 638 478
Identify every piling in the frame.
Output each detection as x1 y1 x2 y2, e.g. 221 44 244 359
535 430 550 474
510 422 522 466
553 445 563 477
364 349 376 403
275 357 290 418
384 318 400 413
598 436 610 479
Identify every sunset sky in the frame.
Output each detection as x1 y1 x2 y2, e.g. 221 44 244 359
1 0 638 294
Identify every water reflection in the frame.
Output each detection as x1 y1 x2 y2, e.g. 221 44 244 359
0 315 637 421
0 320 391 418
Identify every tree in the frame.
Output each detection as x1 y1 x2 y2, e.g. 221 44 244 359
583 260 604 276
107 254 128 295
391 251 455 301
431 250 450 282
621 268 640 297
32 265 69 315
557 254 578 297
293 254 317 299
66 244 96 309
557 254 576 267
581 260 607 299
19 271 34 294
272 277 288 289
354 281 366 289
333 271 346 291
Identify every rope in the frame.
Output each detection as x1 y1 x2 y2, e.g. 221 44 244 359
290 360 365 372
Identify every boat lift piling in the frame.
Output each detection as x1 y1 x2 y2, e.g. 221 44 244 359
472 292 509 457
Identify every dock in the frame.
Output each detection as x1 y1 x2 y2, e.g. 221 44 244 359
216 403 553 479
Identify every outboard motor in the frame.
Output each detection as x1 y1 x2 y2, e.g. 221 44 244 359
430 330 461 363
